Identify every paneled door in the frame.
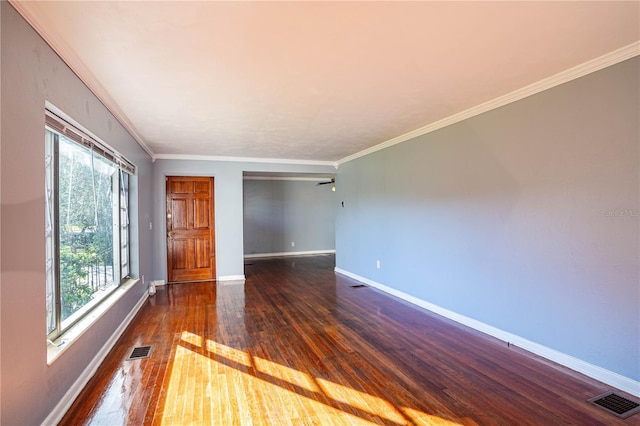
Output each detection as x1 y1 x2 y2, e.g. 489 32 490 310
166 176 215 282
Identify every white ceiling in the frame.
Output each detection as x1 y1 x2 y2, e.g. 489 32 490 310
12 1 640 163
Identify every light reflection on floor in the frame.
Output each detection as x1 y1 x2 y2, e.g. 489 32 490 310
160 333 463 425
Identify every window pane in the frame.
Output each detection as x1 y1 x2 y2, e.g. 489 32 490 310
120 171 130 279
58 137 117 323
46 112 135 340
45 130 56 335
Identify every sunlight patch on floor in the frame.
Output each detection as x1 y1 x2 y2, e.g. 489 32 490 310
181 330 203 348
160 335 463 425
252 353 321 393
402 406 466 426
316 377 408 424
206 339 252 367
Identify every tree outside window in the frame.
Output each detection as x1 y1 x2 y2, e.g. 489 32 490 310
45 121 132 339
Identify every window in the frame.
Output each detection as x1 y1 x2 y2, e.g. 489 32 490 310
45 110 135 340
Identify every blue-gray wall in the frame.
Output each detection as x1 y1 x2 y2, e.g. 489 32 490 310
152 160 335 280
0 3 154 424
336 57 639 384
243 179 336 255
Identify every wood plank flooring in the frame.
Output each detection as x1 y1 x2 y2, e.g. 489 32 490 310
59 255 638 425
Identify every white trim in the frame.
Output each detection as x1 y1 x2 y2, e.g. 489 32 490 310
337 41 640 166
46 279 141 364
334 267 640 398
9 1 155 159
153 153 337 168
42 290 149 426
217 280 245 286
244 250 336 259
13 0 638 168
217 274 246 282
11 0 638 168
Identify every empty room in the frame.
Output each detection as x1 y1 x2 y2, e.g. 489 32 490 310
1 1 639 424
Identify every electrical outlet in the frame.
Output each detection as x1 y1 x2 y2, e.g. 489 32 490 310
142 275 145 284
376 260 381 269
291 241 295 247
149 221 153 230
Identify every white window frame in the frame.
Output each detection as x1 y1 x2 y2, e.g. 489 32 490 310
45 110 136 341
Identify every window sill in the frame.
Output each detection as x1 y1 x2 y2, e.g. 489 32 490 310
47 277 141 365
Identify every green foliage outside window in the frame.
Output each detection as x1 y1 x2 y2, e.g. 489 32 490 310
58 140 116 321
59 246 96 319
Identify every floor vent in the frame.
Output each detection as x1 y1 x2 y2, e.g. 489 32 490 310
588 391 640 418
127 345 152 360
350 284 366 288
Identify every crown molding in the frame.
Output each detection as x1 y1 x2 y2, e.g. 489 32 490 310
11 0 638 168
153 153 337 168
336 41 640 166
9 0 156 159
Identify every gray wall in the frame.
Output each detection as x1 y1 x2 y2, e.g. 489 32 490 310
335 57 639 383
0 4 154 424
243 179 336 255
152 160 335 281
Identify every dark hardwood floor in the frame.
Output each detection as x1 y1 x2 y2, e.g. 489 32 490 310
59 255 638 425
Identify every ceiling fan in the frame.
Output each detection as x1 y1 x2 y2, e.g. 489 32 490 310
316 178 335 186
316 178 336 191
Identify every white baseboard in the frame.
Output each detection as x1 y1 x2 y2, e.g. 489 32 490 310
218 274 246 282
42 291 149 426
334 267 640 398
244 249 336 259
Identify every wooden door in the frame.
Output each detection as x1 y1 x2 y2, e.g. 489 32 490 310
166 176 215 282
